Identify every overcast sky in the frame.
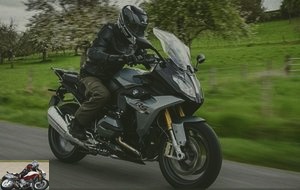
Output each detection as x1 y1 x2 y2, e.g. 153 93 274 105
0 0 283 32
263 0 283 11
0 0 33 32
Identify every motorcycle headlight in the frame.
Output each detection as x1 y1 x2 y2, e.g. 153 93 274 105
172 75 196 98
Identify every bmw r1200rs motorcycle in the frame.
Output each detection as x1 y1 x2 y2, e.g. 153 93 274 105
47 28 222 189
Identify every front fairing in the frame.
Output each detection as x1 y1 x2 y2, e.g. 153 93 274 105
4 173 15 179
153 28 204 104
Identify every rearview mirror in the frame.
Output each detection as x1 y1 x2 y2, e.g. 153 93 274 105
196 54 206 64
195 54 205 71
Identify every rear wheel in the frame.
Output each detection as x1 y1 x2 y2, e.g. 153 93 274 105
33 179 49 190
48 103 86 163
159 122 222 189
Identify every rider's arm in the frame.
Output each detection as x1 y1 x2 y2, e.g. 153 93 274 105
19 168 28 178
87 24 125 65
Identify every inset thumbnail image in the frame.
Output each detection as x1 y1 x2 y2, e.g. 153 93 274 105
0 160 49 190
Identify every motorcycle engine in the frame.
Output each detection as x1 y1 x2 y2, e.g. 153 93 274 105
96 115 123 138
20 179 27 187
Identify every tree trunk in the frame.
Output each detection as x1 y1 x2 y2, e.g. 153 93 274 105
0 52 4 64
74 45 79 56
42 49 47 62
288 4 292 23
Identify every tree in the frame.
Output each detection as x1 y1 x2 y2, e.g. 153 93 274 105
24 0 58 61
232 0 264 23
58 0 118 55
143 0 250 47
280 0 300 22
24 0 118 60
0 19 18 64
15 30 37 57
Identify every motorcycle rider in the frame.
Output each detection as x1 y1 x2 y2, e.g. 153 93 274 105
69 5 148 140
18 160 40 179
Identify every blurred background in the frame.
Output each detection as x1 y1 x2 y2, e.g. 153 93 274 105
0 0 299 172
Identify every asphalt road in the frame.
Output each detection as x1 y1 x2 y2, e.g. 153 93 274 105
0 121 300 190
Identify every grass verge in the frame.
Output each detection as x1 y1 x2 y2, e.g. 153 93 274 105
221 138 300 172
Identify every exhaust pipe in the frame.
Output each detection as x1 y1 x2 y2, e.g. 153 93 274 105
116 137 141 157
47 106 88 149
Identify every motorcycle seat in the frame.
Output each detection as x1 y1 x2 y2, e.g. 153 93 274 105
52 67 78 76
62 73 80 84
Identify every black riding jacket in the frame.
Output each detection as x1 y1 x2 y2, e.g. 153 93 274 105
81 23 143 81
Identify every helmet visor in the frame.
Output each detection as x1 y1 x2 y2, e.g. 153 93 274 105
124 12 148 38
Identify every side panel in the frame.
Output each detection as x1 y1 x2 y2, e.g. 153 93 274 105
125 96 184 138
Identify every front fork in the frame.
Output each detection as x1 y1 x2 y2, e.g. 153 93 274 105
163 106 186 160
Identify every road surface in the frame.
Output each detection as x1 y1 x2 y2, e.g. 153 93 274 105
0 121 300 189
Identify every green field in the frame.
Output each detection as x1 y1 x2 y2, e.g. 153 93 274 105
0 18 300 171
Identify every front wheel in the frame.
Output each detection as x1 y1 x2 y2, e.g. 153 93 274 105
159 122 222 189
1 179 14 190
32 179 49 190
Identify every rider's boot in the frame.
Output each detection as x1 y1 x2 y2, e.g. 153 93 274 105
69 118 87 141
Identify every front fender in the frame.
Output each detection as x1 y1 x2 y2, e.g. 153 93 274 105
172 116 206 146
178 116 206 124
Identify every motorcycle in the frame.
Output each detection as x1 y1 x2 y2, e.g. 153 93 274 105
1 170 49 190
47 28 222 189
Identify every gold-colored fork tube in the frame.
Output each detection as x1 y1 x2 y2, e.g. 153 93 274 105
164 109 172 130
177 106 185 117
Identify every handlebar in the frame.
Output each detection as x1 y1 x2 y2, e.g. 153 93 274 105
133 54 163 70
126 46 167 70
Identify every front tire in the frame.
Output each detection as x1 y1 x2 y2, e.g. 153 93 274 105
159 122 222 189
48 103 86 163
1 179 14 190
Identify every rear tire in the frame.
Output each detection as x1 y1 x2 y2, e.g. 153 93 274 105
33 179 49 190
159 122 222 189
48 103 86 163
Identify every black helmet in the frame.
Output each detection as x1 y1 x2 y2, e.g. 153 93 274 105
118 5 148 44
